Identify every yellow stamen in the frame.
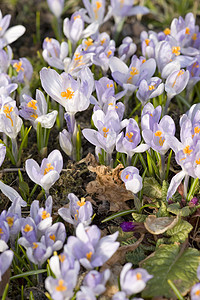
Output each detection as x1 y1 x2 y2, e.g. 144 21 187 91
74 15 81 20
3 105 14 127
56 279 67 292
24 224 33 232
107 84 113 88
50 234 56 241
196 158 200 165
74 53 83 61
195 290 200 296
172 70 184 87
33 242 38 249
86 251 93 261
155 130 162 137
6 217 14 227
145 39 150 46
194 126 200 134
120 0 124 7
61 88 74 100
107 50 112 58
85 38 93 50
150 113 153 117
59 254 66 262
44 163 54 175
0 27 2 31
54 251 58 256
191 62 199 77
30 113 38 119
93 1 102 19
136 272 142 280
172 46 181 56
126 132 134 142
183 145 193 155
42 210 50 220
102 127 109 138
192 33 197 41
125 174 129 180
101 38 106 45
13 61 24 72
164 28 171 35
0 228 4 235
27 100 37 110
185 27 190 35
77 197 86 207
180 157 186 161
149 85 155 90
142 59 146 64
74 210 79 221
45 37 52 42
159 137 165 146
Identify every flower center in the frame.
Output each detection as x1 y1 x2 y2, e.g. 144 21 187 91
149 85 155 90
33 242 38 249
192 33 197 41
59 254 66 262
74 210 79 221
195 290 200 296
185 27 190 35
30 113 38 119
0 228 4 235
155 131 165 146
155 130 162 137
183 145 193 155
125 174 129 180
44 163 54 175
45 37 52 42
93 1 102 19
86 251 93 261
13 61 24 72
85 38 93 51
24 224 33 232
136 272 142 280
107 50 112 58
27 100 37 110
196 158 200 165
61 88 75 100
126 132 134 142
172 46 181 56
49 234 56 241
107 83 113 88
6 217 14 227
42 210 50 219
101 38 106 45
164 28 171 35
127 67 139 82
56 279 67 292
145 39 150 46
191 62 199 77
3 105 14 127
74 14 81 20
77 197 86 207
102 127 109 138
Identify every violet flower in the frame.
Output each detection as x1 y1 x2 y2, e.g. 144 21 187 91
0 73 18 99
41 222 66 251
82 269 110 296
191 283 200 300
65 223 119 269
118 37 137 62
120 263 153 295
47 0 64 18
42 37 68 70
120 222 136 232
58 193 93 227
141 103 162 131
0 219 10 252
25 149 63 194
12 58 33 85
0 250 13 281
26 241 52 266
136 77 164 106
20 89 58 129
121 166 143 194
59 128 73 158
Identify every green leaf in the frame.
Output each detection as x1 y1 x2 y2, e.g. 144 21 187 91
19 181 30 196
132 212 147 222
162 180 169 203
10 269 46 280
101 209 137 223
142 244 200 298
167 203 191 217
157 202 169 217
166 219 193 243
143 177 162 199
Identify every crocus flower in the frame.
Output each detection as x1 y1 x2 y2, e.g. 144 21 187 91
25 149 63 194
120 221 136 232
26 241 53 266
0 10 25 48
191 283 200 300
136 77 164 106
140 30 158 59
0 219 10 252
58 193 93 227
118 37 137 62
20 89 58 129
12 58 33 84
141 103 162 131
186 56 200 93
83 269 110 296
0 73 18 99
59 129 73 158
0 46 12 73
112 291 129 300
47 0 64 18
40 67 92 114
120 263 153 295
41 222 66 251
65 223 119 269
121 166 143 194
0 250 13 281
165 69 190 102
76 286 96 300
42 37 69 70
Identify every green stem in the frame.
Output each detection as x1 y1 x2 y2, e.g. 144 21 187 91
187 178 199 201
167 279 184 300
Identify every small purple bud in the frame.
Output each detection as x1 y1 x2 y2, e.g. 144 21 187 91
189 197 199 206
120 221 136 232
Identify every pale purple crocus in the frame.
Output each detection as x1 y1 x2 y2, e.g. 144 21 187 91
41 222 66 251
26 241 53 266
65 223 119 269
47 0 64 18
118 37 137 62
121 166 143 194
76 286 96 300
186 56 200 94
59 128 73 158
136 77 164 106
25 149 63 194
0 219 10 252
140 30 158 59
191 283 200 300
164 69 190 114
116 118 149 164
12 58 33 85
40 67 92 114
0 250 13 281
141 103 162 131
0 46 12 73
42 37 68 70
58 193 93 227
0 73 18 99
120 263 153 295
20 89 58 129
82 269 110 296
0 10 25 48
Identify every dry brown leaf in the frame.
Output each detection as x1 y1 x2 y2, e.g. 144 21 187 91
86 164 134 212
144 215 179 235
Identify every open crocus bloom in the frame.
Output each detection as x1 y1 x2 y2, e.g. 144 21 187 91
25 150 63 194
121 166 143 194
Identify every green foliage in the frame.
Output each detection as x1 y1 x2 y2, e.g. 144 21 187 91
166 219 193 243
167 203 191 217
132 212 147 222
142 244 200 298
143 177 162 199
157 202 169 217
162 180 169 203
